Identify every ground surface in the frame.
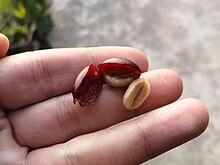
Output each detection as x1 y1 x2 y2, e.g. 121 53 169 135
49 0 220 164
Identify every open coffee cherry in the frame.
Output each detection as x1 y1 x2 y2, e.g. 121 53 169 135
72 57 150 109
98 58 141 87
72 64 102 106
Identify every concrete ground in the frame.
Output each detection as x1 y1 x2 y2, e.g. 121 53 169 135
49 0 220 164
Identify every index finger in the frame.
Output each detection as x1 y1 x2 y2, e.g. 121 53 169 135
0 47 148 110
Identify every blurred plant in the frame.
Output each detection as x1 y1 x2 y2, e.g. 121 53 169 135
0 0 53 54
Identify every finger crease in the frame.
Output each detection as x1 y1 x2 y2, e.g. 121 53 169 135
86 47 99 67
30 55 55 99
55 95 83 140
64 143 81 165
135 121 154 160
55 96 73 140
71 110 83 137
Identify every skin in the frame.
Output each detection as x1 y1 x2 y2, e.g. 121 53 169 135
0 34 209 165
0 33 9 57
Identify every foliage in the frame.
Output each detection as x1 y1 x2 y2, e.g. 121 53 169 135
0 0 53 47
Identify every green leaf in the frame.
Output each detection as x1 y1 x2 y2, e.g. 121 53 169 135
1 0 53 50
13 2 26 19
0 0 10 14
11 0 19 9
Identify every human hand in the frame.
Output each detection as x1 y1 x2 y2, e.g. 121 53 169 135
0 34 209 165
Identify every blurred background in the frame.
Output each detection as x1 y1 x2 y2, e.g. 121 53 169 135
1 0 219 164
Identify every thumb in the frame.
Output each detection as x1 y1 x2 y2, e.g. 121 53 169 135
0 33 9 57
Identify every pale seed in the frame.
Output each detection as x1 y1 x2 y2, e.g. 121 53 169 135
104 75 134 87
123 78 150 110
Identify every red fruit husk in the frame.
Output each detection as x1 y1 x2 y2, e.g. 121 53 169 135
98 58 141 83
72 64 103 106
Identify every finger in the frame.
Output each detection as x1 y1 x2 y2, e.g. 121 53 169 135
0 47 147 110
8 69 183 148
0 33 9 57
0 110 28 164
26 98 209 165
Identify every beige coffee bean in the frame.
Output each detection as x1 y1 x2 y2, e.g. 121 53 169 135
104 75 135 87
123 78 150 110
